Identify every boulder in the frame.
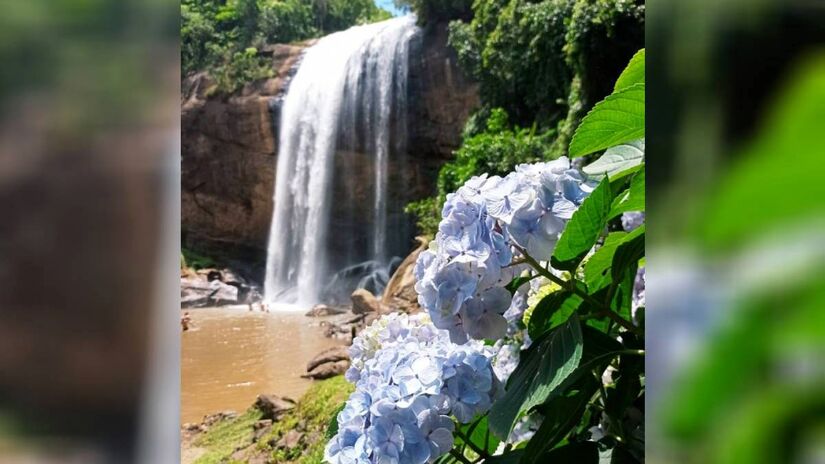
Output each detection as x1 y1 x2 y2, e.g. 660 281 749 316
306 346 350 372
180 276 238 307
201 410 237 427
382 236 429 313
253 394 295 421
276 430 304 450
252 419 273 443
302 360 349 380
351 289 383 315
305 304 348 317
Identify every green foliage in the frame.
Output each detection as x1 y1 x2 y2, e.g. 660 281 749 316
448 0 643 129
404 196 442 238
407 0 643 236
394 0 473 24
551 177 613 271
488 316 583 438
438 109 551 196
568 83 645 158
448 0 573 127
181 0 392 92
181 247 217 270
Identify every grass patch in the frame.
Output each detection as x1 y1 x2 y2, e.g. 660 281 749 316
260 376 354 463
193 409 263 464
191 376 354 464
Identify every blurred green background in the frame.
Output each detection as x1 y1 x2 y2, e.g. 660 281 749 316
646 0 825 463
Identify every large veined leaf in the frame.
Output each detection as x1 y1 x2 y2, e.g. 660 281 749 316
608 170 645 219
488 317 584 438
457 416 500 456
551 177 613 271
569 84 645 158
614 49 645 92
583 232 628 293
583 140 645 178
527 290 582 339
520 375 600 463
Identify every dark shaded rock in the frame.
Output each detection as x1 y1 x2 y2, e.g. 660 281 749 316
302 360 349 380
253 394 295 421
307 346 350 372
351 289 383 315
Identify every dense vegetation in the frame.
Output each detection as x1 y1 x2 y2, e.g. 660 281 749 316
403 0 644 235
182 0 391 92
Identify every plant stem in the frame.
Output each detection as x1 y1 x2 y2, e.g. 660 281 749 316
515 246 642 336
454 427 490 459
450 450 473 464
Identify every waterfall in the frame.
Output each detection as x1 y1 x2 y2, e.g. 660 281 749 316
264 16 418 307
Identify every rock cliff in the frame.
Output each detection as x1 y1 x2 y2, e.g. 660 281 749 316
181 23 477 273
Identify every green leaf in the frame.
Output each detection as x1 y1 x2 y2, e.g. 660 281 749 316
506 274 535 295
583 232 628 293
552 178 613 271
569 84 645 158
457 416 500 455
527 291 582 340
614 49 645 92
608 170 645 219
551 326 625 396
488 317 584 438
583 140 645 178
542 442 600 463
521 375 600 462
610 225 645 285
325 403 346 439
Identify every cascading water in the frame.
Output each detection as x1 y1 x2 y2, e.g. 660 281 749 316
264 16 418 307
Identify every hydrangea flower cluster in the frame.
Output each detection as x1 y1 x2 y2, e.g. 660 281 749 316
326 314 498 464
414 158 594 343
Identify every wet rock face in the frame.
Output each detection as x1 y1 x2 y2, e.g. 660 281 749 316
181 24 477 264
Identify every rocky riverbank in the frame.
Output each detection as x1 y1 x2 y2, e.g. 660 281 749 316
181 376 353 464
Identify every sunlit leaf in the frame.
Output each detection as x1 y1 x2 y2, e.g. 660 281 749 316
614 49 645 92
569 84 645 158
552 178 613 271
583 140 645 178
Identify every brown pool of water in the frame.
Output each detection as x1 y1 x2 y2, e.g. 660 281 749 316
180 307 346 424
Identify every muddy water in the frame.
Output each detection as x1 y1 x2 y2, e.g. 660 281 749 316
180 308 345 424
